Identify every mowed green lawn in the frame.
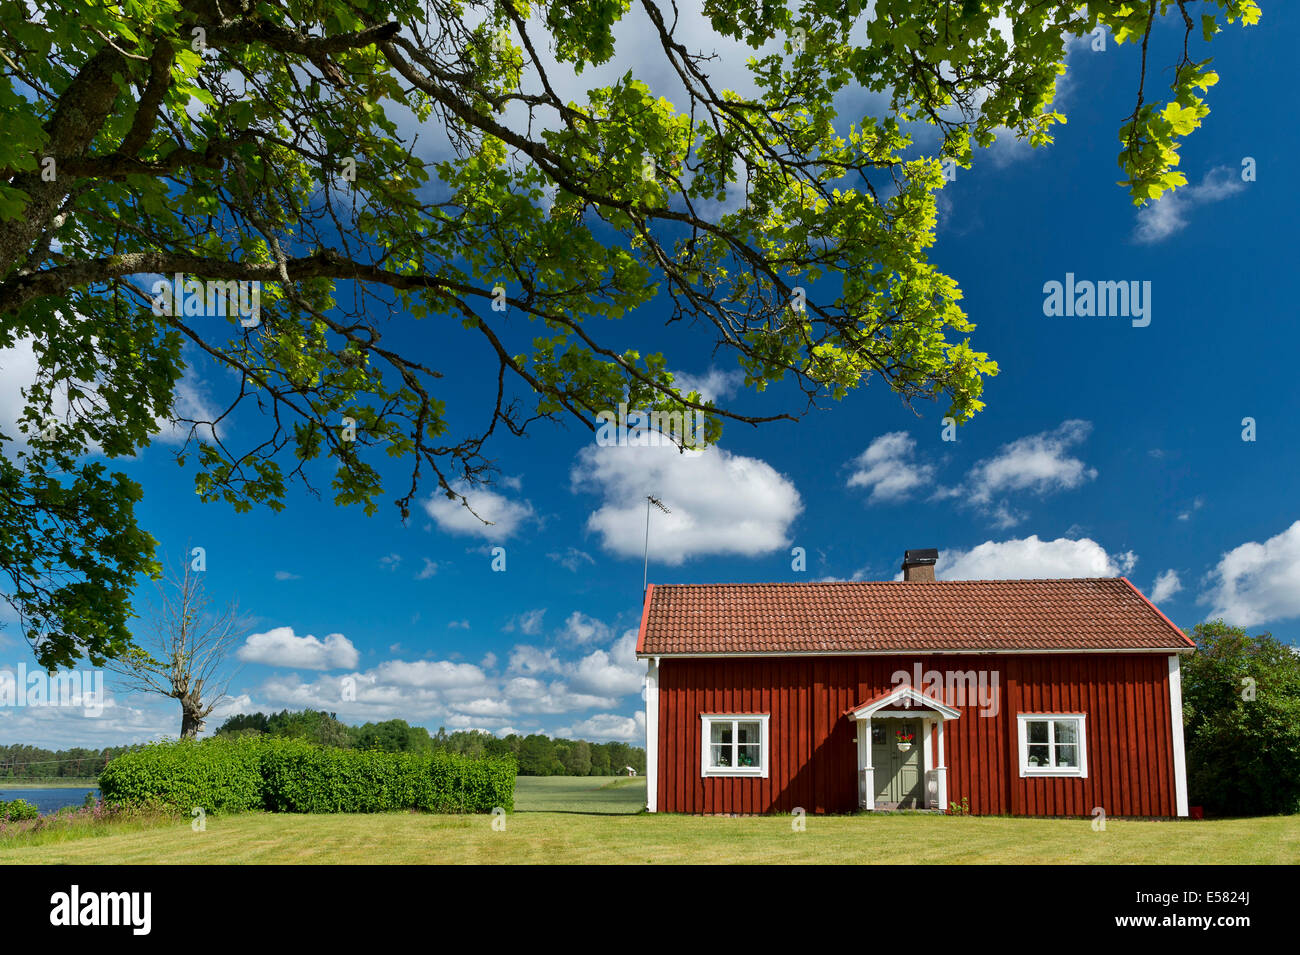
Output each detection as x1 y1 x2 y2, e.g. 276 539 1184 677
1 776 1295 864
515 775 647 813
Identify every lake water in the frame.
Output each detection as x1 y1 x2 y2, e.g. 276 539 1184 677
0 788 99 814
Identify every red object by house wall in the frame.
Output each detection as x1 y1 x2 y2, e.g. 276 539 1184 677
655 653 1178 816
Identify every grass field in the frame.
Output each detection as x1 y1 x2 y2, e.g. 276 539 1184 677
0 773 1296 864
1 811 1295 865
514 775 646 813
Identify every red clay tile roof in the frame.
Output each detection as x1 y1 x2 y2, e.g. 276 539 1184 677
635 578 1193 655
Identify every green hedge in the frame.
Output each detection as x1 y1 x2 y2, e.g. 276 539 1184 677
97 737 265 813
259 741 516 813
98 737 515 815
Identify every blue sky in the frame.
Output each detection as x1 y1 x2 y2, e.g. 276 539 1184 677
2 5 1297 748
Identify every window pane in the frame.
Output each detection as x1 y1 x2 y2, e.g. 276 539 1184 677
710 743 730 767
1054 720 1078 745
1055 744 1078 767
1027 744 1050 766
705 718 764 771
1027 721 1049 744
871 725 885 744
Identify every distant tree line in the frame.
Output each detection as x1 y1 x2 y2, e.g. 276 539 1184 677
0 743 145 778
214 710 645 776
431 728 646 777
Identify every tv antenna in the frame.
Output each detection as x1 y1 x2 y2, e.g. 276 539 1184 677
643 494 671 595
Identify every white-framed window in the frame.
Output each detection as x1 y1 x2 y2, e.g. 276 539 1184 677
700 714 770 777
1017 713 1088 778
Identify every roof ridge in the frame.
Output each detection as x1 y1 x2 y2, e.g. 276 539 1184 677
649 577 1127 587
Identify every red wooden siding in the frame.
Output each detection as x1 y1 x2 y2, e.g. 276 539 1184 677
656 654 1177 817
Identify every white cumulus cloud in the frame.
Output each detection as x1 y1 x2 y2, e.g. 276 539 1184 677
1200 520 1300 627
1150 569 1183 604
573 444 801 564
937 536 1137 581
964 420 1098 505
237 627 359 670
424 481 535 541
508 644 565 676
846 431 934 503
568 631 643 697
559 711 646 743
560 611 614 646
671 367 744 402
370 659 489 690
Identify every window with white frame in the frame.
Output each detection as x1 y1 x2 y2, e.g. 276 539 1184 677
1017 714 1088 777
701 714 770 777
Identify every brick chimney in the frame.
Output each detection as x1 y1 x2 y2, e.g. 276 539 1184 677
901 548 938 582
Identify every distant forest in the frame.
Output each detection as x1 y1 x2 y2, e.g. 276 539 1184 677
0 743 144 779
215 710 647 776
0 710 646 779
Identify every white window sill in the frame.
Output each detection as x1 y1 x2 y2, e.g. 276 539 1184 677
1021 768 1087 778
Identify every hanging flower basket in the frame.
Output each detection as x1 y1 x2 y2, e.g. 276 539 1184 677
895 730 914 752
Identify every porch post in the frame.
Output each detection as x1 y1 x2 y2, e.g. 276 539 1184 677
921 716 933 808
861 716 874 811
935 718 948 811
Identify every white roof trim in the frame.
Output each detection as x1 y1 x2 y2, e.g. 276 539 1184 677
849 685 961 720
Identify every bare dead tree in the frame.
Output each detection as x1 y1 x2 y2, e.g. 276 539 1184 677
108 558 245 739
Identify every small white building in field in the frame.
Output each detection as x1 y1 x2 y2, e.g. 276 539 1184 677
624 766 637 777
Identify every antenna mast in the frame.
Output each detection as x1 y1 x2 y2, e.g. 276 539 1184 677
643 494 670 596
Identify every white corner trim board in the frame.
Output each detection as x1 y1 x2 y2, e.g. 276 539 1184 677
1168 654 1189 817
645 657 659 813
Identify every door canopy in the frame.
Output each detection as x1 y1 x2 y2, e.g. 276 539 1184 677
848 684 961 721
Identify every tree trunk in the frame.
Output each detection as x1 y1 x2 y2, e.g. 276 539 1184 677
179 698 205 739
0 46 124 268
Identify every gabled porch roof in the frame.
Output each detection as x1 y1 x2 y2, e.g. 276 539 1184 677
846 684 961 721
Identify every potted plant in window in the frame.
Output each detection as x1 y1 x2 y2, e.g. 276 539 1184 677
895 730 914 752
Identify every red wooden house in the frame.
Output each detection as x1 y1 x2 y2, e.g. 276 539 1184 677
636 549 1194 817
